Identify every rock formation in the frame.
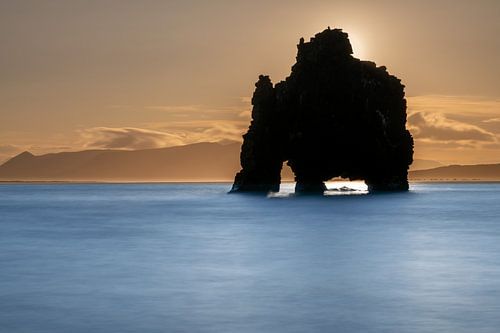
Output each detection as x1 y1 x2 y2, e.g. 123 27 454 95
231 28 413 193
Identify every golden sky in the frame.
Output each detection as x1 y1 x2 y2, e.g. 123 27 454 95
1 0 499 164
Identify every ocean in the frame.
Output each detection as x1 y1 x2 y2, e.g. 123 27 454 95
1 182 499 333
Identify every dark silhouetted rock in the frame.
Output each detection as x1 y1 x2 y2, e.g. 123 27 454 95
231 75 283 192
231 28 413 194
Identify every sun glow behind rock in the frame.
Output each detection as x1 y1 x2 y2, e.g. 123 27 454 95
347 32 367 60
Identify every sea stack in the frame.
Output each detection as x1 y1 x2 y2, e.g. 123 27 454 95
231 28 413 193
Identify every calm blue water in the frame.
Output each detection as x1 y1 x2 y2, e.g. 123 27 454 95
1 182 500 333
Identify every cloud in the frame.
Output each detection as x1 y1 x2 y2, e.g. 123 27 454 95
192 121 246 142
149 120 247 143
144 104 249 117
238 110 251 118
80 121 247 150
0 144 21 154
239 96 252 104
79 102 252 151
81 127 186 150
405 95 500 164
0 144 23 164
145 105 202 113
408 112 497 142
483 118 500 123
5 95 495 165
408 95 500 117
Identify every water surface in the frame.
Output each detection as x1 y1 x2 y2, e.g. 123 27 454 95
1 182 500 332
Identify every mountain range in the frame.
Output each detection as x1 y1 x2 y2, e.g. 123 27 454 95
410 164 500 181
0 142 242 182
0 142 498 181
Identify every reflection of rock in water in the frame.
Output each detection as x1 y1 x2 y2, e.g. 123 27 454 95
231 28 413 194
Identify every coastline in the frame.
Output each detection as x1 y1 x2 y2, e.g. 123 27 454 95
1 179 500 185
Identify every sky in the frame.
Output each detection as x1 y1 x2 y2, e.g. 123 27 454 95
1 0 499 164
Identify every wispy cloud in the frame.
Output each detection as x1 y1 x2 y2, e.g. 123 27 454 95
0 144 22 164
408 95 500 117
0 144 21 154
81 127 187 150
238 96 252 104
408 112 497 142
79 121 246 151
3 95 498 166
144 105 202 112
143 103 250 117
483 118 500 123
406 95 500 163
148 119 247 144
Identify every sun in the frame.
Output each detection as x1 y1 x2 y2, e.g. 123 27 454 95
347 32 367 60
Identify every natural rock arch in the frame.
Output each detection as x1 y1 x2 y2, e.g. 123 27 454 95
231 28 414 193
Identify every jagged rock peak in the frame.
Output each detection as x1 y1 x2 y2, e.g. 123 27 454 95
296 28 353 63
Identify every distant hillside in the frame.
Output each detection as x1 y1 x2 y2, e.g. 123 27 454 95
0 142 244 182
1 143 497 182
410 164 500 181
409 159 443 171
